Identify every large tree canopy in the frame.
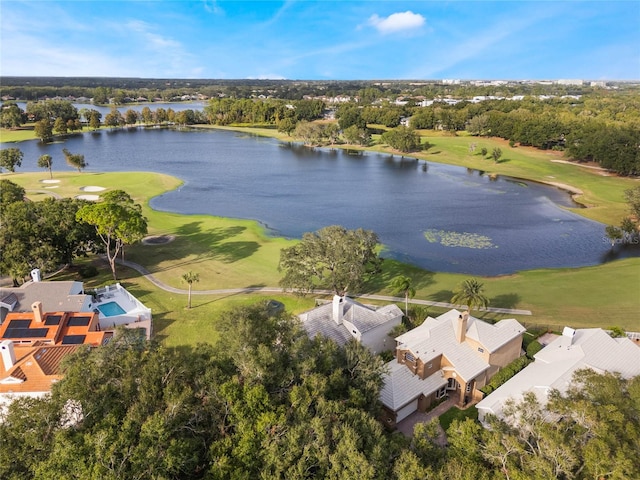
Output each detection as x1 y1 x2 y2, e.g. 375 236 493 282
0 191 98 284
76 190 147 280
0 147 23 173
0 303 393 480
278 225 382 296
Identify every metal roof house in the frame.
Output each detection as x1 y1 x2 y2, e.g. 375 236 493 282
476 327 640 426
298 295 403 354
380 309 525 426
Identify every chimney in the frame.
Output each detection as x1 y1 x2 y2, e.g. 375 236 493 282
457 311 469 343
562 326 576 345
332 295 344 325
32 301 44 323
1 340 17 371
30 268 42 282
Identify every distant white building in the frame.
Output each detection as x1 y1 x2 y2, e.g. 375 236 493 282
476 327 640 425
298 296 403 354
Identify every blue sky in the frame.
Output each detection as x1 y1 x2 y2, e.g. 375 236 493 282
1 1 638 80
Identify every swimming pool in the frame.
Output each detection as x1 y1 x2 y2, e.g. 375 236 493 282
97 301 127 317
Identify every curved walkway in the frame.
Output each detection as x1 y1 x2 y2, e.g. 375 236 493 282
115 257 532 316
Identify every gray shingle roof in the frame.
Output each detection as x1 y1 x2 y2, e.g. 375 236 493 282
298 297 402 346
380 360 447 410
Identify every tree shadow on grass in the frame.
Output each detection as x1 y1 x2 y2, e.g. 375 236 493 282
363 260 435 293
212 241 260 263
490 293 521 309
148 312 173 343
129 224 251 271
429 289 455 303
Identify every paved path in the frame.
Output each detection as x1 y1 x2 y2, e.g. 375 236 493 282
114 258 532 316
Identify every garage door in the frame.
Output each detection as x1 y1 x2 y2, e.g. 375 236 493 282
396 398 418 423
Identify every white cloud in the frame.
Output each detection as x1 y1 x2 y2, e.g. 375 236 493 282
368 11 425 34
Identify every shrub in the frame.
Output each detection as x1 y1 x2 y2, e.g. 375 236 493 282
480 355 532 395
78 265 99 278
526 340 543 359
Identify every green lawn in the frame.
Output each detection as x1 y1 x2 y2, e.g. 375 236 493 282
439 405 479 431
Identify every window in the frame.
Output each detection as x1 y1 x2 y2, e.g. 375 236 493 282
436 386 447 399
447 378 458 390
427 363 432 369
404 352 415 362
466 383 472 393
478 347 484 353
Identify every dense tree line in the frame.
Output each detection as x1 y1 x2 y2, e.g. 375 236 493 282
3 84 639 174
1 301 637 479
0 180 100 284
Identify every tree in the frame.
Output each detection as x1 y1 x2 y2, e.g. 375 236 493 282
491 147 503 163
381 126 422 152
605 225 623 248
53 116 68 135
342 124 371 146
62 148 87 172
468 113 490 136
0 102 24 128
480 146 488 157
279 225 382 296
38 154 53 179
0 147 23 173
624 185 640 219
88 109 102 130
104 108 124 128
276 117 297 135
0 179 25 212
451 277 489 311
182 271 200 309
391 275 416 317
34 118 54 143
76 190 147 280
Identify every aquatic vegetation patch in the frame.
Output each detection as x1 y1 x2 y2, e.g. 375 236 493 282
424 229 497 249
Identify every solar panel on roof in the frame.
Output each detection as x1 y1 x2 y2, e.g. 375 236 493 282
62 334 86 345
67 316 91 327
45 315 63 326
8 319 31 328
4 327 49 338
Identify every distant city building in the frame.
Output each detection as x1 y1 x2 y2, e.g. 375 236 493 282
556 79 584 86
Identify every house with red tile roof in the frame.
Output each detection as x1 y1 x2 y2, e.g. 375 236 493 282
0 303 113 408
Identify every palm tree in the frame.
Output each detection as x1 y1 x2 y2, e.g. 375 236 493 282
181 271 200 309
451 278 489 312
37 154 53 179
391 275 416 317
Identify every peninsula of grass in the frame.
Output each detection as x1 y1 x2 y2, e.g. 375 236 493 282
6 170 640 343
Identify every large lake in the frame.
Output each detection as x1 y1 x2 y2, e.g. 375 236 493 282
5 127 630 275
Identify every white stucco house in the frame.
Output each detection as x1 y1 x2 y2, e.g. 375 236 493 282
476 327 640 426
298 295 403 354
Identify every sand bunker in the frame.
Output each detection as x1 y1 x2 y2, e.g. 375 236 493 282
80 186 106 192
44 186 59 189
142 235 176 245
75 194 100 201
40 179 61 184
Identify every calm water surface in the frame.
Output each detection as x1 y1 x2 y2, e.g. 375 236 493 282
8 127 627 275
